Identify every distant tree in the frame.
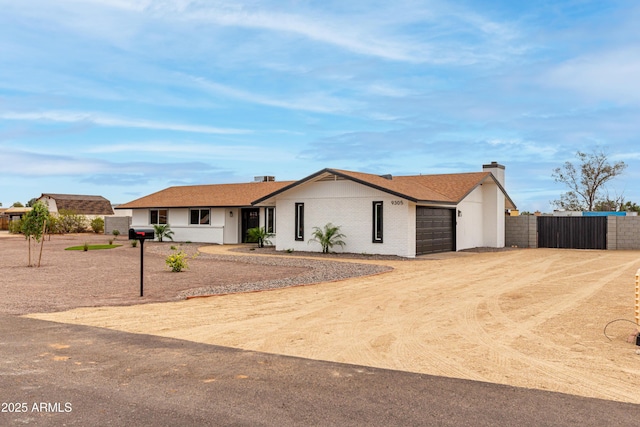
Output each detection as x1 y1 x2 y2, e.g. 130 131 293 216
552 150 627 211
12 201 24 207
21 201 49 267
26 198 38 207
621 201 640 213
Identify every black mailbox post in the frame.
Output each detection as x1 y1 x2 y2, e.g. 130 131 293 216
129 228 155 296
129 228 155 240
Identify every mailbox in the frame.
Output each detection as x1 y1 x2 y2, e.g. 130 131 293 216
129 228 155 241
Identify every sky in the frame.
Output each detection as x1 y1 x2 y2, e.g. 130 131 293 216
1 0 639 212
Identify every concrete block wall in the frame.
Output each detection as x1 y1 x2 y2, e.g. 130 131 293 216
105 216 131 236
505 216 537 248
613 216 640 249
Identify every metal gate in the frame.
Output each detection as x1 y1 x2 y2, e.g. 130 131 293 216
537 216 607 249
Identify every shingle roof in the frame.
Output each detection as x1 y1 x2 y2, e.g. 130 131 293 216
117 181 295 209
253 168 517 209
41 194 114 215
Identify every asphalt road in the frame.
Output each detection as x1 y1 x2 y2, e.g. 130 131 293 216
1 314 638 426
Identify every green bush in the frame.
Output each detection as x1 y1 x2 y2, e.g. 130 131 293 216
91 217 105 234
46 215 62 234
165 250 188 272
58 210 88 233
9 219 22 234
246 226 273 248
131 240 138 248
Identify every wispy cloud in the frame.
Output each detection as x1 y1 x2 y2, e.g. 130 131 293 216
542 47 640 104
187 75 361 114
0 110 251 134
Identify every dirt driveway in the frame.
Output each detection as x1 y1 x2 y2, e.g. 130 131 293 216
28 244 640 405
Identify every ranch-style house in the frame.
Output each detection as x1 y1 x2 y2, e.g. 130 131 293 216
118 162 516 257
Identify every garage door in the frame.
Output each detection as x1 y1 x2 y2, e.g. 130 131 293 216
416 207 455 255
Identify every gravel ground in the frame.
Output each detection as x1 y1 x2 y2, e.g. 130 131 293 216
147 244 392 299
0 233 391 314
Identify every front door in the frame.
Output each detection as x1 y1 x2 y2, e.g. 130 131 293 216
241 208 260 243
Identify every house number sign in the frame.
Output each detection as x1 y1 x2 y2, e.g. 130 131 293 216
391 200 404 205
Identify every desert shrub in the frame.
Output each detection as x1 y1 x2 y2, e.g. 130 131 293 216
112 229 120 239
9 219 22 234
46 215 63 234
90 217 105 234
165 250 188 272
131 240 138 248
58 210 88 233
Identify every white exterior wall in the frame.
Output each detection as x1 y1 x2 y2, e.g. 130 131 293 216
273 180 413 257
455 182 505 250
456 187 484 250
482 182 505 247
224 208 240 244
130 208 235 244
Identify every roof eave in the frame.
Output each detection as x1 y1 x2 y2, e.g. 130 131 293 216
456 174 517 210
252 168 420 205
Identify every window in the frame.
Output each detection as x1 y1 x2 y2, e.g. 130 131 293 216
190 208 210 225
373 201 383 243
265 207 276 233
150 209 168 225
295 203 304 241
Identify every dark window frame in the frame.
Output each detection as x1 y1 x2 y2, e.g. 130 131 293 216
373 201 383 243
150 209 168 225
295 203 304 241
190 208 210 225
265 207 276 234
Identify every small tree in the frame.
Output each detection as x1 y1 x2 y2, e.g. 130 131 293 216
552 150 627 211
308 223 346 254
12 201 24 207
153 224 174 242
246 227 274 248
20 201 49 267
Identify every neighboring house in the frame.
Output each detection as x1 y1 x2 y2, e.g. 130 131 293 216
4 206 33 220
37 194 115 218
253 162 516 257
118 163 516 257
1 206 32 230
116 177 295 244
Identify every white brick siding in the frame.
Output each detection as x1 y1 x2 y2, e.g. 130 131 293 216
272 180 415 257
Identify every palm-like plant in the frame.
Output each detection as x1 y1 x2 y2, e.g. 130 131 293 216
153 224 174 242
246 227 274 248
308 223 346 254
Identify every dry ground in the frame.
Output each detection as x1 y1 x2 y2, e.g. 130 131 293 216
0 232 307 314
9 232 640 405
